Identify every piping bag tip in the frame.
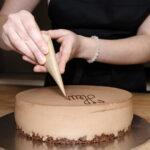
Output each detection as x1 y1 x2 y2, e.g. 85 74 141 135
58 82 67 97
42 34 66 97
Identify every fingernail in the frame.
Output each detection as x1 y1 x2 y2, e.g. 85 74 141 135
42 46 48 54
60 66 65 74
39 55 46 64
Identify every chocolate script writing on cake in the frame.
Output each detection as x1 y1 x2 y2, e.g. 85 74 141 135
67 94 105 104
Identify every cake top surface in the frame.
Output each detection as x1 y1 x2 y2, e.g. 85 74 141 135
16 85 132 106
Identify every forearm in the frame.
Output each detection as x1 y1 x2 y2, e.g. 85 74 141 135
0 0 40 15
78 35 150 65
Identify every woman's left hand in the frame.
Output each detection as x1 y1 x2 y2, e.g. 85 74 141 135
26 29 82 74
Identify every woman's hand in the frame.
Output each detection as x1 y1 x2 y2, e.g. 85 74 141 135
33 29 83 74
1 10 48 65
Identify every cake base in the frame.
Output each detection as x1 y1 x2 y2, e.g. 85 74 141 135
17 126 130 145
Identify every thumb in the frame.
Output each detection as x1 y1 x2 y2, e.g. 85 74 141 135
59 44 72 74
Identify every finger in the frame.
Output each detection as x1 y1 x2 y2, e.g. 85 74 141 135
56 52 61 64
41 30 64 43
57 37 64 43
59 45 64 53
41 30 48 35
1 32 15 50
14 19 46 64
22 55 36 64
33 65 47 72
26 40 46 65
6 28 36 61
19 13 48 54
59 44 72 74
19 32 46 65
48 29 69 39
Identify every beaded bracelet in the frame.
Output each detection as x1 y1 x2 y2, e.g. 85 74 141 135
87 36 100 63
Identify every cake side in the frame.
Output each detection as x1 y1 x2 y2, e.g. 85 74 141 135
15 86 133 144
15 98 133 141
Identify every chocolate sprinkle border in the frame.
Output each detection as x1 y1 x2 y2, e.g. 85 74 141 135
17 126 130 145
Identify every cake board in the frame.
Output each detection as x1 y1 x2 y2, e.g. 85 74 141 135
0 113 150 150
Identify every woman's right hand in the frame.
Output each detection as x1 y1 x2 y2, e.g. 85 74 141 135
1 10 48 65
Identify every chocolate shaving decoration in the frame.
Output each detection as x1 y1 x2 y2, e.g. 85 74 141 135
32 133 41 141
109 134 115 141
17 126 130 145
118 130 125 137
100 134 109 142
46 136 54 144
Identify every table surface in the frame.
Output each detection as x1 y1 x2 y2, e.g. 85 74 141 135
0 85 150 150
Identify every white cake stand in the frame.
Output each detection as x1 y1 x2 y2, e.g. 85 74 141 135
0 113 150 150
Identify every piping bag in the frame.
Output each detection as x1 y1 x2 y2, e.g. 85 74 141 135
42 34 66 97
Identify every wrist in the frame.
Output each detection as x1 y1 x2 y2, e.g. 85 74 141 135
76 35 99 61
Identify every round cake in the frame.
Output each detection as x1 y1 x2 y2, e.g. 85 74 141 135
15 85 133 144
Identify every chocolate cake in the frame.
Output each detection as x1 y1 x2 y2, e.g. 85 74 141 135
15 86 133 145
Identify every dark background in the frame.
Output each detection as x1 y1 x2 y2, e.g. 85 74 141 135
0 0 150 90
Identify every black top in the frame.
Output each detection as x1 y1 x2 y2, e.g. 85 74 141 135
45 0 150 92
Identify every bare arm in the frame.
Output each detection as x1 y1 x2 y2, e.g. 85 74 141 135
0 0 40 15
78 14 150 65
